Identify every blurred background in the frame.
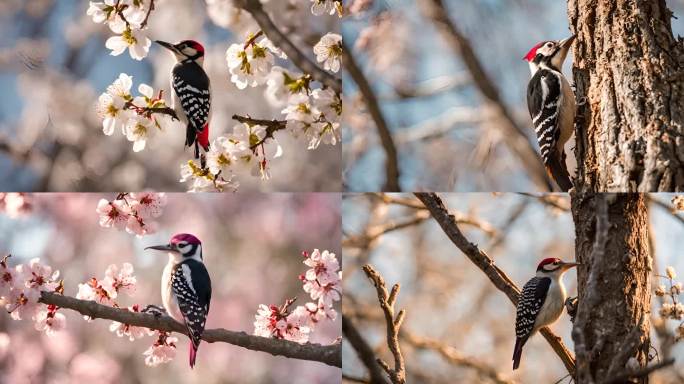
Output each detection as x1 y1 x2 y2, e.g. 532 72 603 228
342 0 684 191
342 193 684 383
0 0 340 191
0 193 341 384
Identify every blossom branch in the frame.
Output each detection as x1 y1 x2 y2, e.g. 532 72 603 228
414 192 577 375
343 41 401 192
234 0 341 93
362 265 406 384
38 291 341 367
231 114 287 150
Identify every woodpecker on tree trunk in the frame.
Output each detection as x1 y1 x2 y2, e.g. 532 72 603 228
523 35 577 192
156 40 211 159
513 258 579 370
146 233 212 369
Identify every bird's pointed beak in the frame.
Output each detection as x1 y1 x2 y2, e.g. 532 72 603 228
155 40 177 53
558 35 576 55
561 261 580 270
145 243 175 252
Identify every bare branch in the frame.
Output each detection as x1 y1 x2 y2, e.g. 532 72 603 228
393 107 482 145
414 192 576 375
603 358 675 384
343 314 390 384
234 0 341 93
381 74 470 101
343 41 400 192
401 329 515 384
343 210 430 248
39 291 341 367
362 265 406 384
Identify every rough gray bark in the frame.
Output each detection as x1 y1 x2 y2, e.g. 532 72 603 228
568 0 684 192
571 193 652 383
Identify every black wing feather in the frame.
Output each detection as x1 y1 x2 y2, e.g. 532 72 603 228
527 69 562 164
515 276 551 340
171 62 211 147
172 260 212 348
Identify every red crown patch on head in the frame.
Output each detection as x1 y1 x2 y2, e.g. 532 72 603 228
185 40 204 54
523 42 544 61
537 257 560 269
170 233 201 245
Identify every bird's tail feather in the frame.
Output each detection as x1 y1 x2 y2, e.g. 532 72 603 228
545 152 573 192
512 337 524 370
189 342 198 369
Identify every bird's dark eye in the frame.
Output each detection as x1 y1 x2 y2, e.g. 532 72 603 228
546 43 553 48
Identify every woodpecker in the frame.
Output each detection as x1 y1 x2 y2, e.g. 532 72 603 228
156 40 211 159
146 233 211 368
524 35 576 192
513 258 579 370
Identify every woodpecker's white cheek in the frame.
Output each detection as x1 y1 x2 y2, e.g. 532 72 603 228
168 252 183 264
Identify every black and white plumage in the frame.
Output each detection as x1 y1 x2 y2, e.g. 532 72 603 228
171 259 211 368
171 62 211 154
145 233 212 369
513 276 551 370
524 36 577 192
512 258 578 370
156 40 211 159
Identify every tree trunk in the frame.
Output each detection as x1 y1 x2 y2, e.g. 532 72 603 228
571 193 652 383
568 0 684 192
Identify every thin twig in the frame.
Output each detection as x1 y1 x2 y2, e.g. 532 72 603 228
401 329 514 384
362 265 406 384
343 41 401 191
39 291 341 367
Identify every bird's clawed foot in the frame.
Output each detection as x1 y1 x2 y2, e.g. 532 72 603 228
565 296 578 323
576 96 588 107
142 305 167 318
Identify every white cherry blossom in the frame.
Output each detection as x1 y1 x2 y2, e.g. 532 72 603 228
314 33 342 73
105 27 151 60
124 115 155 152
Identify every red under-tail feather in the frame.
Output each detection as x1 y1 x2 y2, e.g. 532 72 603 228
189 343 198 369
197 123 210 151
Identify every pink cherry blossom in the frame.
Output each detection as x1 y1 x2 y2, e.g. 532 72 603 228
143 332 177 366
0 256 17 296
76 278 114 306
301 249 341 307
18 258 60 293
34 305 66 336
125 215 157 237
130 192 166 219
101 263 136 298
110 305 154 341
96 199 131 230
254 304 279 338
283 306 312 343
5 288 40 320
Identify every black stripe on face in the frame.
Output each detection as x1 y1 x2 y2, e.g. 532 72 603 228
183 244 197 258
